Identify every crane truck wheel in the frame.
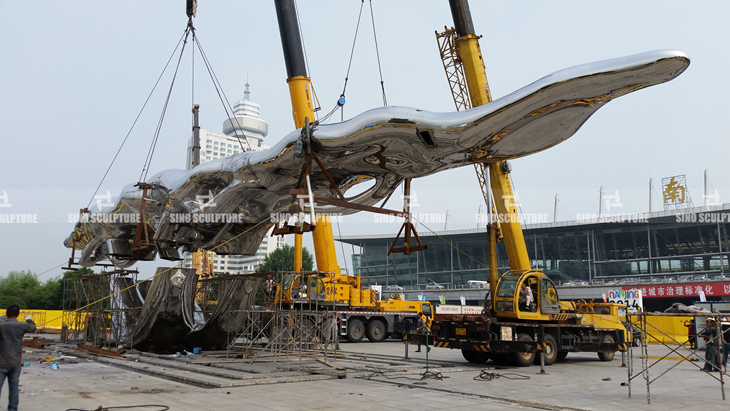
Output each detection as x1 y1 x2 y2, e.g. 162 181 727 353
347 319 366 342
366 319 387 342
598 334 616 361
533 334 557 366
513 333 536 367
462 349 491 364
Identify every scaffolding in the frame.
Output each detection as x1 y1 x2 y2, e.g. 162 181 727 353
62 269 340 361
222 272 340 364
626 312 727 403
62 269 140 348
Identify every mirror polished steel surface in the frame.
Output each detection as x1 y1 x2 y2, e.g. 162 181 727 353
65 50 689 267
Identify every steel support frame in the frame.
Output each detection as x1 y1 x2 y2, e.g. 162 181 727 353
272 120 426 255
63 270 140 349
626 312 725 403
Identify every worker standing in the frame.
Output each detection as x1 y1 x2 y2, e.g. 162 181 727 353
684 319 696 349
415 312 430 352
330 316 341 350
721 317 730 369
264 275 277 305
699 318 721 372
0 305 37 411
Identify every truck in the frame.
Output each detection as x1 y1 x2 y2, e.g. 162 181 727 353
430 274 630 365
270 0 432 345
405 0 631 366
274 270 431 342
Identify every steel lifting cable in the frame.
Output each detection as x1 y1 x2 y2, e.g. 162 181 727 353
321 0 387 124
191 20 196 119
84 29 189 209
335 219 350 276
364 370 446 381
508 173 528 229
339 0 366 112
411 214 489 270
139 25 193 182
369 0 387 106
474 370 531 381
192 34 252 153
36 262 66 279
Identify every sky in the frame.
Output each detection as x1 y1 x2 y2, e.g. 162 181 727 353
1 1 729 281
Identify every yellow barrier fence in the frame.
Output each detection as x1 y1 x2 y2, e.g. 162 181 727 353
19 310 86 331
631 314 693 345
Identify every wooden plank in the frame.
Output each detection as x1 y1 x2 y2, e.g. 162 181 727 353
78 343 125 358
23 337 52 348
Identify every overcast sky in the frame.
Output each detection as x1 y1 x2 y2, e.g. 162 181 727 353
1 1 728 280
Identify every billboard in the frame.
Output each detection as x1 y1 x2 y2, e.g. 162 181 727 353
605 289 643 312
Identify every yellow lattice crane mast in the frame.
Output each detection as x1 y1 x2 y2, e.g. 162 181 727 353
436 0 531 296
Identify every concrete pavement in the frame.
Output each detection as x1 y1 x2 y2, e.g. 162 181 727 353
4 335 727 411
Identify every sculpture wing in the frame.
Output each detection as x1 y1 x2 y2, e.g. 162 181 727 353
65 50 689 266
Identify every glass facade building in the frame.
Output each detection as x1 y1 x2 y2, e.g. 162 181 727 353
339 204 730 290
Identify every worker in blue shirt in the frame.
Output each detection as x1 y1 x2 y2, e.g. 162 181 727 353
0 305 36 411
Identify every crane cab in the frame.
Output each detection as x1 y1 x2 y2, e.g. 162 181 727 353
493 270 561 321
276 273 329 306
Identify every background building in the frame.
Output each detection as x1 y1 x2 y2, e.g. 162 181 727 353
339 204 730 311
183 84 285 274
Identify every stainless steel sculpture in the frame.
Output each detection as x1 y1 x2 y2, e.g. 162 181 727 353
65 50 690 267
109 268 260 352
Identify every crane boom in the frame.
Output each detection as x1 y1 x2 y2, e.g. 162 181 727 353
275 0 340 276
419 3 632 366
440 0 532 300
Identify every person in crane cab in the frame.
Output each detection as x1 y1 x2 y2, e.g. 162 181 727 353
519 283 534 311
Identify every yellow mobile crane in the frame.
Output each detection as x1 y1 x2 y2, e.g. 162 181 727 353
420 0 631 366
272 0 431 342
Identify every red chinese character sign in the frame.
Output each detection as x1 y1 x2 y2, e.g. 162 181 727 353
622 283 730 299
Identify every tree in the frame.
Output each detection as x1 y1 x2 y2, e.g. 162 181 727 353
257 244 314 272
0 270 42 309
0 295 27 309
0 268 94 310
